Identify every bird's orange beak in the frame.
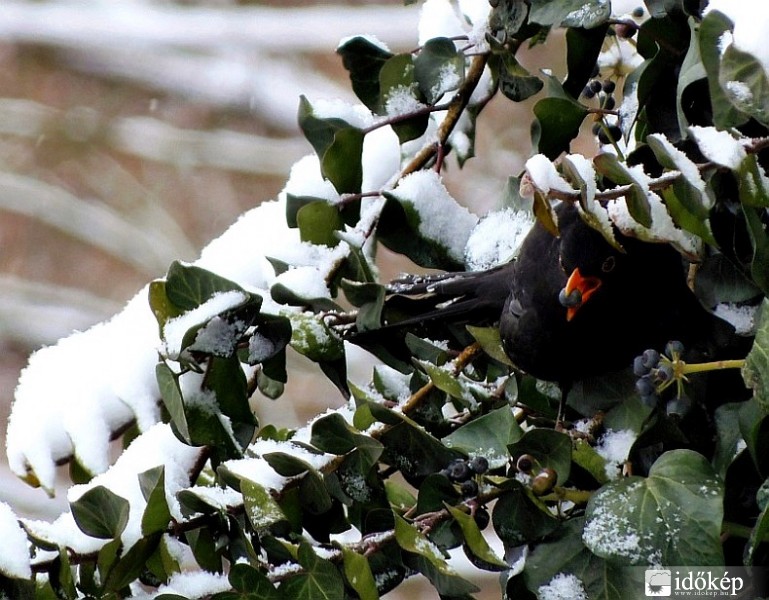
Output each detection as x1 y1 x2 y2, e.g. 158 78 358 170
563 268 602 321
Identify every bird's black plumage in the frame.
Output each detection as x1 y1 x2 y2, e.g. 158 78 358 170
383 202 742 386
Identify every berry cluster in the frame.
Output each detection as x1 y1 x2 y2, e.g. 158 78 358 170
441 456 489 498
633 340 692 417
514 454 557 496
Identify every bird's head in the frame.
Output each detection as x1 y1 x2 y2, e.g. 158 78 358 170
555 213 626 321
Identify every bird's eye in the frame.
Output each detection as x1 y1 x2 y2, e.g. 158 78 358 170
601 256 616 273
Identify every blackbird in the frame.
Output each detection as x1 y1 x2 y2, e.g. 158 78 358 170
384 202 742 388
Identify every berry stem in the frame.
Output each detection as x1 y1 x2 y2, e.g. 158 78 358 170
681 359 745 375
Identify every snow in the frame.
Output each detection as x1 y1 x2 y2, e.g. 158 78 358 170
389 170 478 263
647 134 708 202
607 190 701 259
337 33 391 54
597 38 643 77
537 573 588 600
0 501 31 578
147 571 230 599
419 0 466 46
163 290 249 358
384 85 426 117
23 424 201 554
273 266 331 301
714 302 758 335
595 428 636 480
705 1 769 78
688 126 746 170
283 154 340 204
464 208 535 270
7 291 161 491
524 154 576 196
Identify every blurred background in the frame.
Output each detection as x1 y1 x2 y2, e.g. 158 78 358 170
0 1 558 595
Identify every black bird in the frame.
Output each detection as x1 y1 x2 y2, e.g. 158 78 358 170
383 202 742 387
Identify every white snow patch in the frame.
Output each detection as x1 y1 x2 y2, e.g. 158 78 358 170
714 302 758 335
537 573 588 600
595 428 636 480
0 501 31 579
688 126 746 170
464 208 534 270
389 170 478 263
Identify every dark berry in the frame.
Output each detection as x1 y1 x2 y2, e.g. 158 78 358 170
633 355 651 377
460 479 479 497
640 393 659 408
516 454 534 474
602 96 616 110
474 508 490 530
447 459 471 482
558 287 582 308
468 456 489 474
589 80 603 94
666 394 693 418
654 363 674 384
632 6 645 17
641 349 660 370
598 125 622 145
615 22 636 39
602 80 616 94
665 340 685 359
583 85 596 99
635 375 655 397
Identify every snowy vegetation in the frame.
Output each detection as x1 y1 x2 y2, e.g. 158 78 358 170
4 0 769 598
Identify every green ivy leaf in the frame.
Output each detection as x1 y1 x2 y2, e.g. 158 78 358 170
466 325 513 366
340 547 379 600
743 300 769 413
289 312 345 362
164 261 248 312
103 534 162 593
71 486 130 540
583 449 724 565
493 52 544 103
310 412 384 470
508 429 572 486
139 466 171 536
720 43 769 127
393 515 452 573
523 517 638 599
563 25 609 99
742 207 769 295
492 480 559 547
442 406 523 468
532 97 588 160
378 54 429 143
446 504 508 571
529 0 610 28
280 542 345 600
593 153 653 227
297 96 364 194
699 10 749 129
337 36 394 111
712 402 745 479
296 201 343 247
241 479 288 532
414 37 464 104
378 192 466 271
156 363 189 442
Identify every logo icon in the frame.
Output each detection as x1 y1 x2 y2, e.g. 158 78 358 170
645 569 671 596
